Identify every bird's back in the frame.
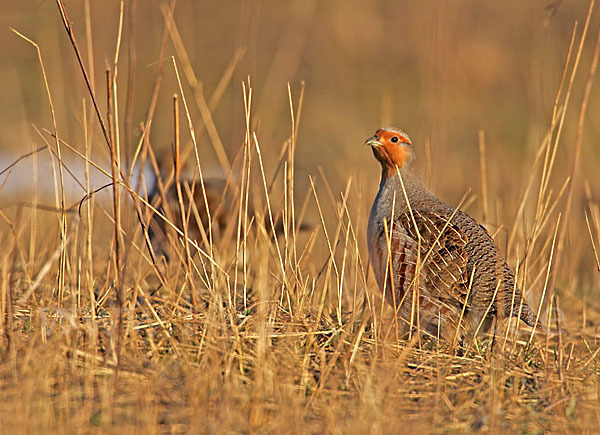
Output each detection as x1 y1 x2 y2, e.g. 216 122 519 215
447 208 537 332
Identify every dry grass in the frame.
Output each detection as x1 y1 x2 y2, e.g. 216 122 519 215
1 1 600 432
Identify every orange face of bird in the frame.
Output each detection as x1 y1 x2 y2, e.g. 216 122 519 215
365 127 413 176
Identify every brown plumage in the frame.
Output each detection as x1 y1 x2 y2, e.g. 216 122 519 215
147 167 311 252
366 127 538 342
149 177 236 246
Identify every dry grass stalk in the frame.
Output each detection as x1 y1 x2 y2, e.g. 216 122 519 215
1 2 600 433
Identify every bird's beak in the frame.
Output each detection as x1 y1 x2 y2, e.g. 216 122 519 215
365 136 382 147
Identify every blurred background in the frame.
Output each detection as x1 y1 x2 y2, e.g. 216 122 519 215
1 0 599 295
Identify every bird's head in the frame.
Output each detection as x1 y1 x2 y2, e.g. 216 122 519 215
365 127 415 176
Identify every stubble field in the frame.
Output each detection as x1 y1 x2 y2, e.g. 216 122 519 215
1 1 600 432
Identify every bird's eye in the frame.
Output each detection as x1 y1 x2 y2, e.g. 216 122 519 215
390 136 399 143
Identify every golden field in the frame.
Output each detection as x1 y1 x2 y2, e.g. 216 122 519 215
0 0 599 432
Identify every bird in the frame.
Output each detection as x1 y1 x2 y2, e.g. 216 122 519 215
146 150 311 256
148 176 237 246
365 127 538 342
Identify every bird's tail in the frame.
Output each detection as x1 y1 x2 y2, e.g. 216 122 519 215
514 300 546 332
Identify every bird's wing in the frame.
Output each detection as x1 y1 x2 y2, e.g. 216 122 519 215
393 210 471 308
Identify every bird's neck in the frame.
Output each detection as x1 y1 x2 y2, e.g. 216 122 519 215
384 164 429 198
371 165 432 225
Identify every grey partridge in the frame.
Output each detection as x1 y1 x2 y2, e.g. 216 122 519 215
147 172 310 253
148 177 234 245
366 127 538 342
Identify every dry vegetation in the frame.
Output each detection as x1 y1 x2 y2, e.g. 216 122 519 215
1 0 600 432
